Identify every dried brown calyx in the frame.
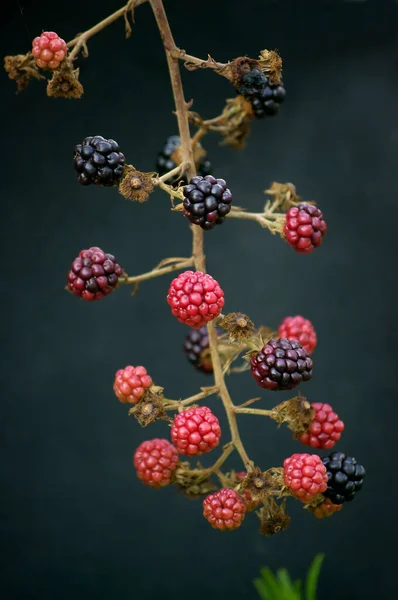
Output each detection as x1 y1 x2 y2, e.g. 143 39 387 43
119 166 155 202
46 61 84 99
257 49 283 85
219 312 255 343
273 395 314 436
238 466 285 502
257 498 291 536
128 388 169 427
4 53 45 92
174 462 217 499
265 181 301 212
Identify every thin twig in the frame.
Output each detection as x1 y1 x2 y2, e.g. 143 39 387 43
234 407 276 417
163 386 219 411
119 257 193 285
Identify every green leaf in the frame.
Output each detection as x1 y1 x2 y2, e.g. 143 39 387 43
304 554 325 600
254 577 272 600
259 567 283 599
276 568 300 600
293 579 302 598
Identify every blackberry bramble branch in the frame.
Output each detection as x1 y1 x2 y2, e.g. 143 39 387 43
5 0 365 535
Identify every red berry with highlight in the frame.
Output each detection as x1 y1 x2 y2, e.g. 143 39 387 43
278 315 317 354
32 31 67 70
284 203 327 254
133 438 178 488
171 406 221 456
203 488 246 531
113 366 153 404
67 247 123 301
167 270 224 328
300 403 344 450
283 453 328 503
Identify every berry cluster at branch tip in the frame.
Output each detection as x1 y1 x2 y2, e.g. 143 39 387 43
32 32 67 70
113 366 153 404
278 315 317 354
171 406 221 456
74 136 125 186
284 203 327 254
156 135 212 181
183 175 232 230
300 403 344 450
67 247 122 301
322 452 366 504
167 270 224 328
250 338 313 391
203 488 247 531
184 325 214 374
133 438 179 488
283 453 328 503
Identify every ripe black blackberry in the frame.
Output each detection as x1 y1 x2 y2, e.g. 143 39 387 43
250 79 286 118
183 175 232 231
322 452 366 504
184 326 213 374
250 337 313 391
74 136 125 186
238 68 268 98
156 135 212 182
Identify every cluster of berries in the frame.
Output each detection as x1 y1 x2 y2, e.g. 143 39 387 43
238 68 286 119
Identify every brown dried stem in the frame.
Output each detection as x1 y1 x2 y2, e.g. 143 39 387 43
119 257 193 286
228 206 285 235
163 386 219 411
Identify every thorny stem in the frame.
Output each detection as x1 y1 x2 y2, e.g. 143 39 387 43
150 0 253 470
169 48 227 73
119 257 193 285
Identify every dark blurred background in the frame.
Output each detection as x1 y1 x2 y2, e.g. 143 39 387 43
1 0 397 598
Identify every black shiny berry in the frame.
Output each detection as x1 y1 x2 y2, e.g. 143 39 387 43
250 80 286 119
183 175 232 231
74 136 125 186
250 338 313 391
184 326 213 374
156 135 212 182
322 452 366 504
238 68 268 98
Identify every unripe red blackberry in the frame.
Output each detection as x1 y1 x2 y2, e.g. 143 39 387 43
113 366 153 404
156 135 212 182
250 79 286 118
183 326 213 374
203 488 247 531
183 175 232 230
67 247 122 301
32 31 67 70
284 204 327 254
300 403 344 450
310 497 343 519
171 406 221 456
250 338 313 391
283 453 328 504
167 270 225 328
322 452 366 504
278 315 317 354
74 136 125 186
133 438 178 488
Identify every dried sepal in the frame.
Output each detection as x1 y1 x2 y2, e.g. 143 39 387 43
273 395 314 435
264 181 301 213
257 498 291 536
237 466 285 503
128 388 170 427
218 312 255 343
174 462 217 498
257 50 283 85
46 61 84 99
118 165 155 202
4 53 45 92
228 56 260 88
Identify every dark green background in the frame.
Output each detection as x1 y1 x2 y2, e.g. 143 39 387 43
2 0 397 598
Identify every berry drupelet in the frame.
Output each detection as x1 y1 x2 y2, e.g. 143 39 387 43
250 78 286 118
322 452 366 504
278 315 317 355
74 136 125 186
250 338 313 391
32 31 67 70
133 438 179 488
203 488 247 531
183 175 233 230
284 204 327 254
300 403 344 450
156 135 212 182
67 246 122 301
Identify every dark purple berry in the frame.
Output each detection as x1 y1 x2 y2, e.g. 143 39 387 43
250 338 313 390
183 175 232 231
74 136 125 186
322 452 366 504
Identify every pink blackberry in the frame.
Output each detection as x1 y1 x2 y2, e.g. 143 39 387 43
203 488 247 531
300 403 344 450
250 338 313 391
283 453 328 503
278 315 317 354
113 366 153 404
166 270 225 328
133 438 178 488
32 31 67 70
171 406 221 456
284 203 327 254
67 247 123 301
